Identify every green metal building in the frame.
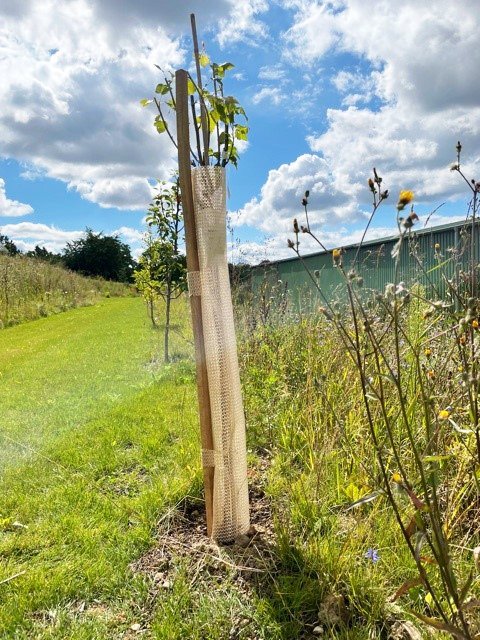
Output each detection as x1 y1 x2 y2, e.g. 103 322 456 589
250 219 480 310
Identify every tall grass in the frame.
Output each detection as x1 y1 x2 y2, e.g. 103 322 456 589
236 149 480 638
0 255 132 328
239 306 480 638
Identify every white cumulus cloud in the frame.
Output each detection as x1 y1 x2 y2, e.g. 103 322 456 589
238 0 480 260
1 221 146 255
0 178 34 217
0 0 267 211
0 222 82 253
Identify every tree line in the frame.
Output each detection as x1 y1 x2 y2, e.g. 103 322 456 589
0 229 136 283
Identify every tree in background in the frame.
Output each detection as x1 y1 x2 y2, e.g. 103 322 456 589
63 229 135 282
0 235 19 256
134 179 186 362
25 245 63 264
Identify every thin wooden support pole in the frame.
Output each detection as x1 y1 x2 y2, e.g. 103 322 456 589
175 69 214 536
190 13 209 166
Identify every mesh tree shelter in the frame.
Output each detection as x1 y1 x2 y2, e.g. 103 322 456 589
175 68 250 543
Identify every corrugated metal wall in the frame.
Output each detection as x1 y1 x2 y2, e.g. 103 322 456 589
250 220 480 309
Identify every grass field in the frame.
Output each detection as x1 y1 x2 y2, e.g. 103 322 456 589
2 294 479 639
0 297 204 638
0 297 299 640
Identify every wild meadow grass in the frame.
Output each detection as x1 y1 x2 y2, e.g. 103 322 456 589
0 254 131 328
238 157 480 639
239 304 480 638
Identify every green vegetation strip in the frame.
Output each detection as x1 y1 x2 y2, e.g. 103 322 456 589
0 254 131 328
0 298 201 638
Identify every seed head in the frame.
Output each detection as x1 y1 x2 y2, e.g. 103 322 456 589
402 211 419 229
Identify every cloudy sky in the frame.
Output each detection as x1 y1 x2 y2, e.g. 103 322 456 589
1 0 479 262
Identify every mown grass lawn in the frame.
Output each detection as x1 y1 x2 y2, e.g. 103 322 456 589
0 297 204 638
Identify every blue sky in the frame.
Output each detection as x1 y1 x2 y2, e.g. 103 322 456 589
1 0 479 262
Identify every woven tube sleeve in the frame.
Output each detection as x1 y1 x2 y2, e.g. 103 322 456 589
192 166 250 542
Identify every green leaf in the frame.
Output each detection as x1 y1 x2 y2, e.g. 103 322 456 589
207 111 217 133
220 62 234 73
344 482 361 501
235 124 249 141
212 63 223 79
235 105 247 119
422 454 451 463
140 99 152 107
199 52 210 67
187 79 196 95
154 117 167 134
155 83 170 95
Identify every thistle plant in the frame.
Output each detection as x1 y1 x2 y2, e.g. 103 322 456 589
286 145 480 638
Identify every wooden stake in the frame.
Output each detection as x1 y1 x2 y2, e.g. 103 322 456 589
190 13 209 166
175 69 214 536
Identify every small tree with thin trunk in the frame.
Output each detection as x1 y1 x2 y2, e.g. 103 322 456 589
134 178 186 362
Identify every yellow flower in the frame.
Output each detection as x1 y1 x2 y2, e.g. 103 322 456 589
427 370 435 380
332 248 342 266
472 320 479 329
397 190 414 211
424 348 432 357
391 472 402 484
332 248 341 258
438 409 451 421
434 243 440 250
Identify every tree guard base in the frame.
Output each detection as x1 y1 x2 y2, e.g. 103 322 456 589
191 166 250 543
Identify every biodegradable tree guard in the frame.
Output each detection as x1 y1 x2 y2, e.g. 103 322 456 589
175 68 250 543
